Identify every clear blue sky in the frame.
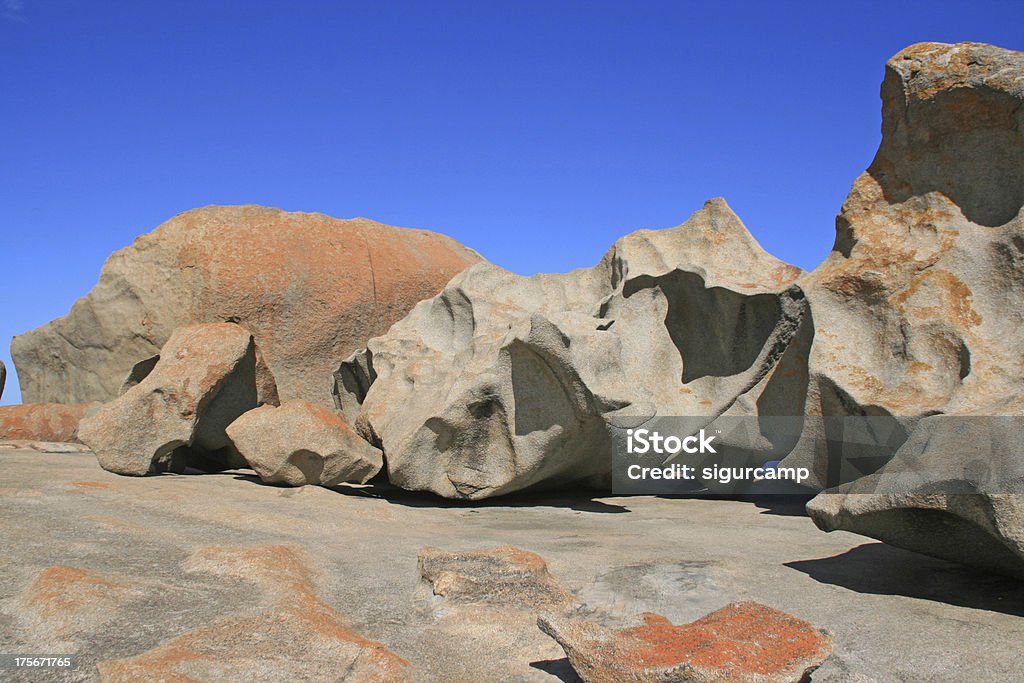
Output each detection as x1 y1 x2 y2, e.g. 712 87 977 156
2 1 1022 405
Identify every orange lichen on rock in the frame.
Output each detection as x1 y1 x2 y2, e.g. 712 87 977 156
21 565 143 639
183 543 319 598
13 205 481 408
98 544 411 682
96 606 411 683
625 604 831 673
890 270 982 328
539 601 832 683
0 403 98 443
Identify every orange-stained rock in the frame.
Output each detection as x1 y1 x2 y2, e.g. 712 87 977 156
119 342 280 407
12 205 481 407
96 602 411 682
20 565 144 641
790 42 1024 579
0 402 99 443
790 41 1024 437
78 323 261 476
98 544 410 682
418 544 575 611
225 399 382 487
539 601 833 683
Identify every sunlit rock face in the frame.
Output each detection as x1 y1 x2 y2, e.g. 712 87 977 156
12 205 481 408
337 41 1024 580
337 197 806 499
798 41 1024 578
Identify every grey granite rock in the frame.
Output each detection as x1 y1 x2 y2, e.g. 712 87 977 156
338 198 805 499
3 447 1024 682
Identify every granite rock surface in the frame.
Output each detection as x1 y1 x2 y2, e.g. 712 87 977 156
13 205 481 407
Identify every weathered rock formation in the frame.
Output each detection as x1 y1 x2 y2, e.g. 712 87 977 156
416 544 582 679
0 358 5 400
796 41 1024 576
781 42 1024 486
12 205 481 407
9 41 1023 585
337 198 806 499
120 343 281 407
807 415 1024 580
538 602 833 683
78 323 264 475
331 41 1024 580
0 402 100 443
226 400 383 487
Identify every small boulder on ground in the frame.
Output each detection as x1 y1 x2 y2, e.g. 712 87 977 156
120 345 280 407
539 601 833 683
225 400 382 487
78 322 264 476
0 403 100 443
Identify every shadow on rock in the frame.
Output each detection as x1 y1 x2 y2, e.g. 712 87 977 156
785 543 1024 617
529 658 583 683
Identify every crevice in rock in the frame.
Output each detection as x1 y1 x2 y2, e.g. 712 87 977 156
624 270 784 383
333 348 377 417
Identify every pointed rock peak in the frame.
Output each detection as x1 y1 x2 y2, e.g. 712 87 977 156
608 197 802 293
871 41 1024 226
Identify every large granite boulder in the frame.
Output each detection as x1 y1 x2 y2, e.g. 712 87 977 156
334 41 1024 581
78 323 264 475
337 198 805 499
12 205 481 407
797 42 1024 577
225 400 382 487
0 359 5 401
0 402 100 443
